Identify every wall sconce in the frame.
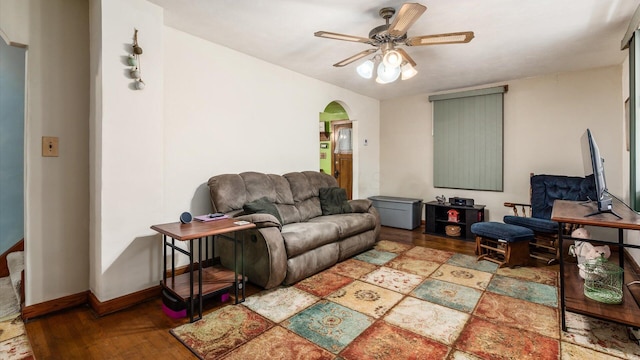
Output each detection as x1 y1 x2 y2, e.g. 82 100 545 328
128 29 145 90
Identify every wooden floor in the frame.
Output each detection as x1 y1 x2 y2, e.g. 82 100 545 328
23 226 549 359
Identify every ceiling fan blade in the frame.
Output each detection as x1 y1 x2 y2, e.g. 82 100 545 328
395 48 416 67
388 3 427 37
314 31 372 44
333 49 378 67
405 31 475 46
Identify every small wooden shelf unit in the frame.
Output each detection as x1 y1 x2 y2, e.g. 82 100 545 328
424 201 485 240
163 267 244 302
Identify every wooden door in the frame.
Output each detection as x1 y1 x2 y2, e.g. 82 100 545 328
331 121 353 199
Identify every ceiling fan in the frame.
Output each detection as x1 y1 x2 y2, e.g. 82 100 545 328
314 2 474 83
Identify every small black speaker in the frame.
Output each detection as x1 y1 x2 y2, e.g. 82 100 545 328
179 211 192 224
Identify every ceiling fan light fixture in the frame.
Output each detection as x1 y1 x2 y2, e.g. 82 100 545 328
382 49 403 68
401 62 418 80
376 62 401 84
356 59 375 79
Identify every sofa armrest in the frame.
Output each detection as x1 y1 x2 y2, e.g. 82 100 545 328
349 199 372 213
234 213 281 229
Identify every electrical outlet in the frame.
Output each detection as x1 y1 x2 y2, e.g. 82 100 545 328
42 136 59 157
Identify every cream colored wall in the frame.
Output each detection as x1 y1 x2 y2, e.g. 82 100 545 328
0 0 28 46
162 27 380 219
0 0 90 305
381 66 624 228
90 0 165 301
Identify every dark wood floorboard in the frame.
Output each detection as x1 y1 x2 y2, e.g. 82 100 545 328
23 225 555 359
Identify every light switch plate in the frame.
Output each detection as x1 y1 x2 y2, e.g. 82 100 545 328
42 136 59 157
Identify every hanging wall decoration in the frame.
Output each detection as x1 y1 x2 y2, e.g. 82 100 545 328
128 28 145 90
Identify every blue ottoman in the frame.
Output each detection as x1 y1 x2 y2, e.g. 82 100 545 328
471 222 534 268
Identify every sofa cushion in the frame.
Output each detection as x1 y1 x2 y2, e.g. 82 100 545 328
240 172 278 203
285 172 338 221
285 172 316 203
309 213 376 239
268 174 295 205
243 197 283 224
274 203 301 225
208 174 248 213
319 187 352 215
349 199 372 213
295 198 323 222
281 222 340 258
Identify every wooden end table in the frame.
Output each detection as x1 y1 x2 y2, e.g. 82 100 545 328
552 199 640 331
151 218 255 322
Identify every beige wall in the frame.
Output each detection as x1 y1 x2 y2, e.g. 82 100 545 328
380 66 624 227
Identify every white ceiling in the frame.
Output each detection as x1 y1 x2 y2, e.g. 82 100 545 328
147 0 640 100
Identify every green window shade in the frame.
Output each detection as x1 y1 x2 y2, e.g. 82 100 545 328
429 86 506 191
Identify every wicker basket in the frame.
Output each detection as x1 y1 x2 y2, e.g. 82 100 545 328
445 225 461 237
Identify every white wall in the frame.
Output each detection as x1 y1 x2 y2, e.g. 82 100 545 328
0 0 90 305
162 27 380 219
381 66 624 228
90 0 165 301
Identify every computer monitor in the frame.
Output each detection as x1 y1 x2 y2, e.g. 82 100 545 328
581 128 620 218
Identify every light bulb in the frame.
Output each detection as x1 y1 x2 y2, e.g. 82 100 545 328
356 60 374 79
401 62 418 80
376 62 401 84
383 50 403 68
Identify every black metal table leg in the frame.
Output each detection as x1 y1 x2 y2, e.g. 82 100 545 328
197 236 203 321
559 224 567 331
189 238 194 323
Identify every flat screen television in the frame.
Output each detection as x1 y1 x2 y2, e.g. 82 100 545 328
581 128 621 218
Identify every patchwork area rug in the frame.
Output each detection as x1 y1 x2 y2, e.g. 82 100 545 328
0 315 34 360
171 240 640 359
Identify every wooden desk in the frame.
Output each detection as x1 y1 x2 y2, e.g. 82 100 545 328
151 218 255 322
552 199 640 331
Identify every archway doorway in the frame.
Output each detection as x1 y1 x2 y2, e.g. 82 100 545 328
319 102 353 199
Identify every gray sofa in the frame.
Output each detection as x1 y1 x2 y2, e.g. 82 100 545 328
208 171 380 289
